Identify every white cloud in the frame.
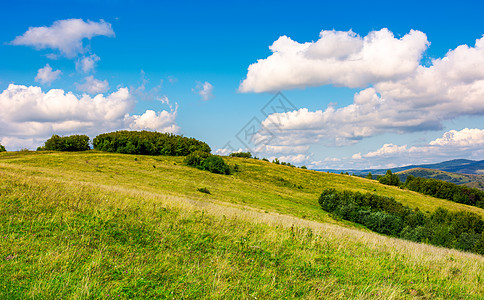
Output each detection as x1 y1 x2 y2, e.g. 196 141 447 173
252 35 484 148
11 19 114 58
76 76 109 94
193 81 214 101
127 108 179 133
76 54 100 73
239 29 429 92
0 84 178 150
35 64 61 85
429 128 484 146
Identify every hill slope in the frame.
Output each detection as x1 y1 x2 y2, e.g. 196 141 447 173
1 151 484 299
396 168 484 190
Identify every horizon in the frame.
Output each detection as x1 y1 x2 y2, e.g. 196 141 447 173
2 0 484 169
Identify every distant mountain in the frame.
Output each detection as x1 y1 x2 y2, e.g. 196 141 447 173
396 168 484 190
316 159 484 176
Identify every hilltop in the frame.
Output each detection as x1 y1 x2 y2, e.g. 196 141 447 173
1 151 484 299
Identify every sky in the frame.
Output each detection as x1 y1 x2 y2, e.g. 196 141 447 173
2 0 484 169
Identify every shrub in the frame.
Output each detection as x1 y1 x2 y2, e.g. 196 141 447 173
40 134 90 151
197 187 211 194
229 152 252 158
318 188 484 254
0 144 5 152
184 150 211 168
93 130 210 156
201 156 230 175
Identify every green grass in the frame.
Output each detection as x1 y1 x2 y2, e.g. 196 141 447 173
1 151 484 299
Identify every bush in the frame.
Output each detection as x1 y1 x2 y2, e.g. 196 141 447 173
197 187 211 194
318 188 484 254
93 130 210 156
184 150 211 168
201 156 230 175
229 152 252 158
0 144 5 152
40 134 90 151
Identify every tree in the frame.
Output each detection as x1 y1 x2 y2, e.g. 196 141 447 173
366 172 373 180
0 144 5 152
378 170 401 186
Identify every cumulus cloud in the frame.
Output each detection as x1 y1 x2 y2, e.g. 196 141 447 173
76 54 100 73
11 19 114 58
76 76 109 94
193 81 214 101
0 84 178 150
251 34 484 148
35 64 61 85
127 108 179 133
239 29 429 92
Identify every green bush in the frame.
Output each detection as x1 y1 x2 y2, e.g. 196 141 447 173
197 187 211 194
229 151 252 158
39 134 90 151
0 144 5 152
318 188 484 254
201 156 230 175
93 130 210 156
184 150 211 168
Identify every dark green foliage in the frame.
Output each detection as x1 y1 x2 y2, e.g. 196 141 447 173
405 175 484 208
229 152 252 158
366 172 373 180
93 130 210 156
272 158 280 164
318 188 484 254
262 158 269 162
184 150 211 168
201 156 231 175
378 170 401 186
0 144 5 152
185 152 231 175
39 134 90 151
280 161 296 167
300 165 307 169
197 187 211 194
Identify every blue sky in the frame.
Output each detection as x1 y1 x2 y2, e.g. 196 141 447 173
2 0 484 169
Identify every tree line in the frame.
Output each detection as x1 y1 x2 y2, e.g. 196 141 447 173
374 170 484 209
319 188 484 254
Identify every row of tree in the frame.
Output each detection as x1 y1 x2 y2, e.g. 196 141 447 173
93 131 211 156
37 135 90 152
374 170 484 209
404 175 484 208
319 188 484 254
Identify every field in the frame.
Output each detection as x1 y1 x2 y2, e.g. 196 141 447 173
1 151 484 299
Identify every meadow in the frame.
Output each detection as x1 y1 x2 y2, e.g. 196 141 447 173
1 150 484 299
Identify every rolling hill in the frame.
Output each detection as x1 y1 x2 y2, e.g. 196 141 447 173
396 168 484 190
1 151 484 299
317 158 484 176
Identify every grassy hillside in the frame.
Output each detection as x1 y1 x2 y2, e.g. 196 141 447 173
397 168 484 190
1 151 484 299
